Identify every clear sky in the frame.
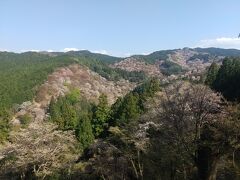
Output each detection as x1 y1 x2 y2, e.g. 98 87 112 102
1 0 240 56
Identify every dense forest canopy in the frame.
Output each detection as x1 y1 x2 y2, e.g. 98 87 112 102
160 60 184 75
206 57 240 101
0 52 76 110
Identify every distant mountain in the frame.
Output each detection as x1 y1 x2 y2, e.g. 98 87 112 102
64 50 123 63
111 47 240 77
9 50 122 63
194 47 240 57
130 47 240 64
132 49 177 64
2 47 240 79
2 47 240 65
36 47 240 77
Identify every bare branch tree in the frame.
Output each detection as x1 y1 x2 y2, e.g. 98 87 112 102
153 82 228 180
0 122 79 179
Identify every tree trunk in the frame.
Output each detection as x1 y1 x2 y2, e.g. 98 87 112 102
206 158 218 180
197 146 219 180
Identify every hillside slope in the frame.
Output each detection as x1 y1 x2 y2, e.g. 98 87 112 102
0 63 136 178
111 47 240 80
12 64 135 124
0 51 143 111
1 48 240 179
0 52 76 110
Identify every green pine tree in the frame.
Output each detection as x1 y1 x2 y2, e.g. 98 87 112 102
61 100 78 130
49 97 64 129
121 93 140 122
76 112 94 149
213 57 240 101
205 62 219 87
0 108 10 143
66 88 80 105
92 94 110 137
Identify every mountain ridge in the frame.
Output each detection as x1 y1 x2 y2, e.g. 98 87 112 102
2 47 240 59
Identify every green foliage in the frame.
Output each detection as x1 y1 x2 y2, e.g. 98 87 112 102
66 88 81 104
19 114 32 128
110 93 140 125
49 89 94 148
110 79 160 126
65 50 122 63
133 50 176 64
205 62 219 87
0 52 75 110
188 53 216 63
113 69 146 82
60 52 146 83
160 60 184 75
211 57 240 101
92 94 110 137
61 100 78 130
121 93 140 121
133 78 160 98
75 112 94 149
85 59 146 82
49 90 80 130
0 109 10 143
62 53 146 83
49 97 64 128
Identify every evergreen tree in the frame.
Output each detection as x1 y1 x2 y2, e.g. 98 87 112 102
61 100 78 130
121 93 140 123
92 94 110 137
213 57 240 101
109 97 124 126
205 62 219 87
110 79 160 126
0 108 10 143
76 112 94 149
66 88 80 105
49 97 64 129
49 90 95 148
111 93 140 125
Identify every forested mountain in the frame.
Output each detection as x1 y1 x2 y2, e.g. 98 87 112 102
132 49 177 64
0 51 144 111
1 48 240 179
139 47 240 63
0 52 75 110
111 47 240 79
65 50 123 63
194 47 240 57
6 46 238 111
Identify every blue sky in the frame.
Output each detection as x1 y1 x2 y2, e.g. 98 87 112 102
1 0 240 56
